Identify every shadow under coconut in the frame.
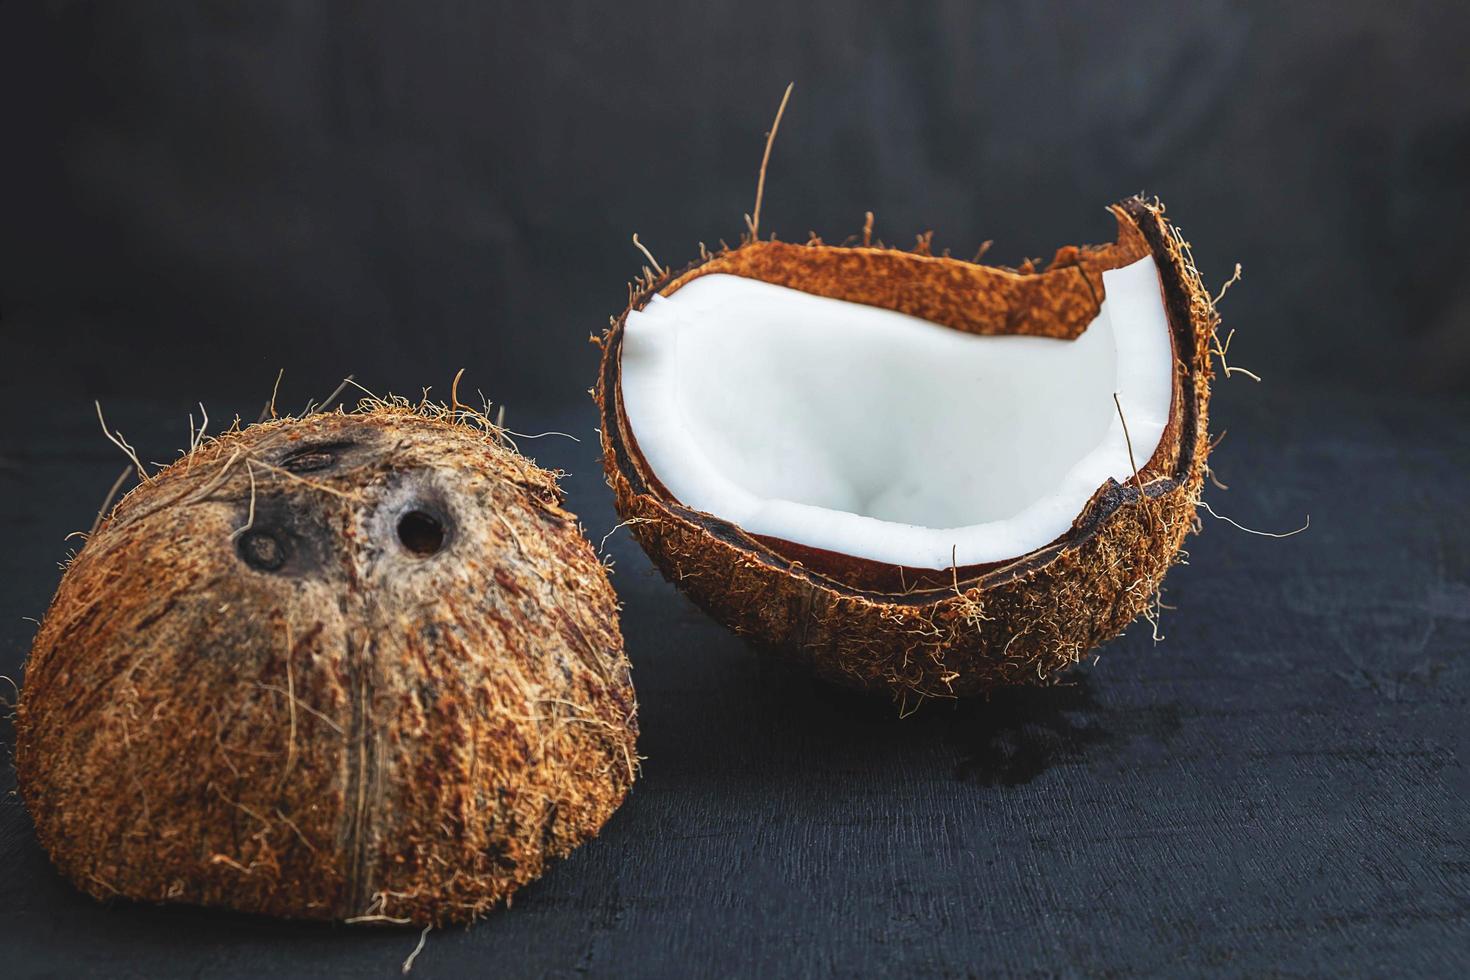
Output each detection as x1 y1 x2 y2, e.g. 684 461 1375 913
730 652 1186 788
0 801 435 971
943 677 1185 786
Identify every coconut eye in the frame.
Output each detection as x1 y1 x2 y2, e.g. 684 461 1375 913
280 441 353 473
396 509 446 557
237 528 288 571
283 450 335 472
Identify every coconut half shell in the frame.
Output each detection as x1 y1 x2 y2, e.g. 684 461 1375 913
16 405 637 924
596 197 1217 701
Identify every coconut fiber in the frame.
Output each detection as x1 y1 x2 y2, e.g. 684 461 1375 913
597 197 1217 704
16 404 637 925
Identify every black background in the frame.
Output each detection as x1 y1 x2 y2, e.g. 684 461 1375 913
4 0 1470 407
2 2 1469 977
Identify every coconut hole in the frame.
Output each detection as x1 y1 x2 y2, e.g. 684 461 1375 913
397 509 446 557
237 528 287 571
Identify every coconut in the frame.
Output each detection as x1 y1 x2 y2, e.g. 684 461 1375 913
596 197 1219 703
15 399 637 925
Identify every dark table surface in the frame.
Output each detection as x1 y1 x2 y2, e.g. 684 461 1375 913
1 381 1467 978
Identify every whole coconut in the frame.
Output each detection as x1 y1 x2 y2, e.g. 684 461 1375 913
16 401 637 925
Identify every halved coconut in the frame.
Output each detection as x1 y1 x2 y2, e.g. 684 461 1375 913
597 197 1217 700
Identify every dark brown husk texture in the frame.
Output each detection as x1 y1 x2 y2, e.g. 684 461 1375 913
597 197 1217 704
16 405 637 925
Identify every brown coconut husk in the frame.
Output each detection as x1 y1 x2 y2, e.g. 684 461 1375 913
596 196 1219 704
16 398 637 925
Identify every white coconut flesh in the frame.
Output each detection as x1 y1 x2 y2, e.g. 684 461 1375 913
619 256 1174 570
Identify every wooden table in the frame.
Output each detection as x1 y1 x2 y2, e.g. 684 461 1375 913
2 383 1466 976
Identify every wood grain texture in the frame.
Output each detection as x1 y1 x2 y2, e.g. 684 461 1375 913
1 384 1467 977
